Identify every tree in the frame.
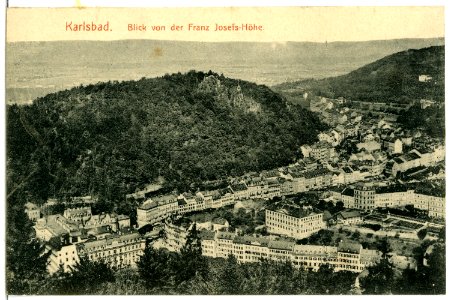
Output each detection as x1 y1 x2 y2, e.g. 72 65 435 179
47 258 115 295
360 258 395 294
137 246 175 289
438 227 445 241
376 237 391 257
217 255 243 294
6 202 51 295
395 242 446 295
424 243 446 294
174 224 209 285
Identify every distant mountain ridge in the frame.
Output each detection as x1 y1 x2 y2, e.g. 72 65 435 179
6 38 444 104
274 45 445 103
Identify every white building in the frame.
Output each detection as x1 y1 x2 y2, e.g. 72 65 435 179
137 195 178 227
47 243 79 274
266 209 326 240
25 202 40 221
76 232 145 270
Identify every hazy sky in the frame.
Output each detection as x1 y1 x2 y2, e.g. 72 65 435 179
7 7 444 43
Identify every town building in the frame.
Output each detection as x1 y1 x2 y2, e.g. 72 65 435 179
382 138 403 154
47 243 79 274
356 141 381 153
166 217 381 273
63 206 92 223
266 208 326 240
413 191 445 219
76 232 146 270
166 220 381 273
335 209 363 225
137 194 178 227
309 141 337 162
335 183 444 217
35 214 80 241
24 202 40 221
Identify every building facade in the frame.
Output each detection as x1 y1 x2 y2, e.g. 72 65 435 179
76 232 146 269
266 209 326 240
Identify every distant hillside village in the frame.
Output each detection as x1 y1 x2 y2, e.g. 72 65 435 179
23 87 445 277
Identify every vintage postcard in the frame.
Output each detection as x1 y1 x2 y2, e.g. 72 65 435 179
4 5 446 296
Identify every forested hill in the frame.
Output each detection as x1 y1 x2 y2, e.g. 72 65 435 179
274 46 445 103
7 71 326 206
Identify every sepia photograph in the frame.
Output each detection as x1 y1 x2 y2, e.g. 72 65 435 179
4 4 446 296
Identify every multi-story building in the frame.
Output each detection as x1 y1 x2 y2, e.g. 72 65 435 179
382 138 403 154
353 184 376 210
335 242 364 272
164 217 194 251
63 206 92 223
391 151 422 176
76 232 146 269
166 218 381 273
137 194 178 227
35 214 79 241
84 213 130 232
345 183 415 210
304 168 333 190
337 183 444 218
335 209 363 225
413 192 445 219
374 185 414 208
340 187 355 208
309 141 337 162
266 209 326 240
47 243 80 274
263 178 282 199
24 202 41 221
230 183 251 200
279 178 294 196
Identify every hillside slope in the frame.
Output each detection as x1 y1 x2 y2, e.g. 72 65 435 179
7 71 326 205
274 46 445 103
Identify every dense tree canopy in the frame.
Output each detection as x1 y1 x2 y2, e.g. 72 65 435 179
7 71 326 209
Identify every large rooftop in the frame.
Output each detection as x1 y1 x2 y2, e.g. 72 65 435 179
375 185 409 194
338 241 362 254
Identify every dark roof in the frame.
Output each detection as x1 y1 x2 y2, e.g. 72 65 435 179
177 199 187 206
139 200 158 210
268 240 295 251
337 209 361 219
404 152 421 161
375 185 408 194
303 157 318 165
170 217 192 229
217 232 235 240
303 168 330 179
342 187 354 197
338 242 361 254
233 235 270 247
393 157 405 164
212 217 228 225
415 187 446 198
199 230 216 241
231 183 247 192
